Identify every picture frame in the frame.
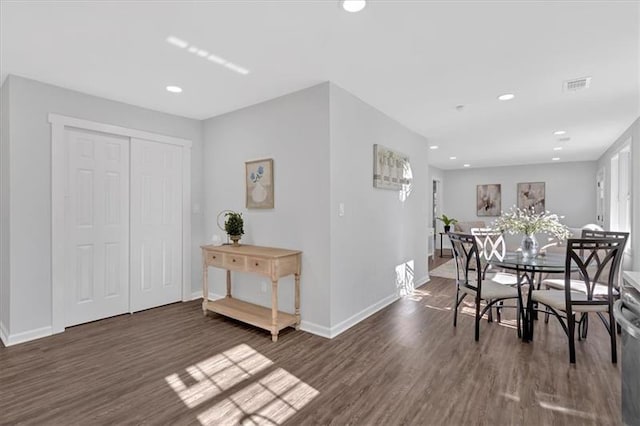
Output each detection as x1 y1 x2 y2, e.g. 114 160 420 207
373 144 411 190
245 158 274 209
476 184 502 216
517 182 545 213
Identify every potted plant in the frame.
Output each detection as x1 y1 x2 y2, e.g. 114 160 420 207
437 214 458 233
224 211 244 246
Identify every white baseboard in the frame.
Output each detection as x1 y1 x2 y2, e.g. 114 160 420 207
1 325 53 347
299 320 331 339
329 293 399 339
0 320 9 346
191 291 224 301
416 275 429 287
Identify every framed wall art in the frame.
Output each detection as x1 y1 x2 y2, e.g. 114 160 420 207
517 182 545 213
245 158 274 209
373 144 411 190
476 184 502 216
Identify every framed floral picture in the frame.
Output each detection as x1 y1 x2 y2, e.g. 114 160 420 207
476 184 501 216
517 182 545 213
246 158 274 209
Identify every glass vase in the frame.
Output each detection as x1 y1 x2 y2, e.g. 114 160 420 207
521 234 539 258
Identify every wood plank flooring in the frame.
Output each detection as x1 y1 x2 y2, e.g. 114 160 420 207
0 275 621 425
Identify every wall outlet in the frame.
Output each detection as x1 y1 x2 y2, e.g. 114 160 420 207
261 281 267 293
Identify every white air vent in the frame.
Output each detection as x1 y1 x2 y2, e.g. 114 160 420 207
564 77 592 92
558 137 571 142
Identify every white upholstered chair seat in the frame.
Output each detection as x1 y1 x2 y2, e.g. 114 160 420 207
542 278 619 299
531 290 608 313
485 271 519 286
460 280 519 300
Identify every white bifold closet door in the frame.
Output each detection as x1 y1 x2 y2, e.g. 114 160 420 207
65 129 130 327
130 138 183 312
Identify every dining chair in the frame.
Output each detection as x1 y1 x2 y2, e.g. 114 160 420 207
541 230 629 336
529 237 625 363
471 228 519 323
449 232 520 341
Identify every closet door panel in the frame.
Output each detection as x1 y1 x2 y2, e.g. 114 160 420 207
65 129 130 326
130 138 183 312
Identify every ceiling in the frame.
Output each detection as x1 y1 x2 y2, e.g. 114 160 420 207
1 1 638 169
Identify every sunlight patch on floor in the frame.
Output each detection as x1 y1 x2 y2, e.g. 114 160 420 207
538 401 597 420
166 344 319 425
197 367 319 425
165 344 273 408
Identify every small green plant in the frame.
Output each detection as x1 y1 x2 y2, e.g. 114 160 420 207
436 214 458 227
224 212 244 236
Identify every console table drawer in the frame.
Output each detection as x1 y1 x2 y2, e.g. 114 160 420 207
223 253 246 270
246 257 271 275
206 251 224 268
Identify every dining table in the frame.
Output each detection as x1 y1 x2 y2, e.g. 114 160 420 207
489 252 569 342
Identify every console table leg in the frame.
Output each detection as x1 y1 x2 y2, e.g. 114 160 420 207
294 273 301 330
226 270 232 298
271 280 279 341
202 259 208 315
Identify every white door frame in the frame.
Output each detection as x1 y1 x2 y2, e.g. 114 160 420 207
49 114 192 334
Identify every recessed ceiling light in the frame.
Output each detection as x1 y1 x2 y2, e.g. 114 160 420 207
187 46 198 54
463 164 471 167
166 85 182 93
429 145 439 150
553 147 563 151
341 0 366 12
497 93 515 101
552 157 560 161
553 130 566 136
196 49 209 58
449 156 457 160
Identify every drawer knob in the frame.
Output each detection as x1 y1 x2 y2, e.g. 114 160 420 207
255 262 259 266
232 259 236 262
212 256 216 259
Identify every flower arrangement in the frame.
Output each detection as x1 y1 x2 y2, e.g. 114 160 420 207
492 207 570 240
250 166 264 184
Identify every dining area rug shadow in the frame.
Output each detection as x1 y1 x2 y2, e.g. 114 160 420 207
429 259 458 280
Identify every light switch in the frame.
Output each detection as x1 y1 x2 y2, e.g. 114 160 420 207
339 203 345 217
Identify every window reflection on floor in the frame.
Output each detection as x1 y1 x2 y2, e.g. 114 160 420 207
165 344 319 425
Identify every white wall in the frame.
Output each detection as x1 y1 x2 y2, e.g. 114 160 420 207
0 77 10 340
4 75 204 339
202 83 331 331
329 84 429 330
598 116 640 270
443 161 597 228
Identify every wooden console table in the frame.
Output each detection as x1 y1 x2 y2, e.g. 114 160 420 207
201 244 302 342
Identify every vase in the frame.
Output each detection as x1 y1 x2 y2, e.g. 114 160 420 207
521 234 539 258
444 225 451 233
252 181 267 203
230 235 241 247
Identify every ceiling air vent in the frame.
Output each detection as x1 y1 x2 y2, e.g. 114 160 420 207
563 77 592 92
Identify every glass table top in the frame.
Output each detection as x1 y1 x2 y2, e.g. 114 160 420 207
489 252 567 272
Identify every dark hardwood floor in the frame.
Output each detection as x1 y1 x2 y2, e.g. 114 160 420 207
0 275 621 425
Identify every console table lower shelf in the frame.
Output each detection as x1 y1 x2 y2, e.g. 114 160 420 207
204 297 297 333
